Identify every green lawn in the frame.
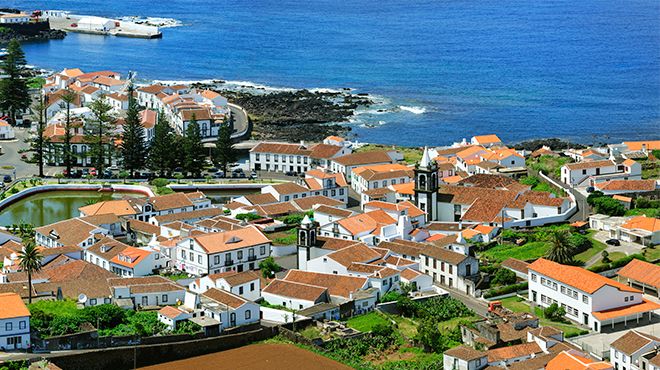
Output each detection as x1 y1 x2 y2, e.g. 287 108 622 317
527 155 573 178
28 300 79 316
499 296 587 337
481 241 551 262
268 229 297 246
384 313 419 338
299 325 322 340
346 311 391 332
642 246 660 262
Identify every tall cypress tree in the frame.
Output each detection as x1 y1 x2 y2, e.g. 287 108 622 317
30 94 47 177
86 96 115 177
214 118 236 174
120 84 146 177
147 111 176 177
183 114 206 178
0 39 30 123
59 90 77 177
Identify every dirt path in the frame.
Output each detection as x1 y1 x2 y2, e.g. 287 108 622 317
139 343 351 370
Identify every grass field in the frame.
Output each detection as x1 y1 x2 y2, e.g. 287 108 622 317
626 208 660 218
355 144 422 164
28 300 79 316
268 229 297 246
481 241 551 262
574 232 608 264
346 311 391 332
499 296 588 337
527 155 573 178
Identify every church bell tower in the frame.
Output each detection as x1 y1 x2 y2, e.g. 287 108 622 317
296 215 317 270
414 147 439 223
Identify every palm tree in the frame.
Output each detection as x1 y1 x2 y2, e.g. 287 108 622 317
18 238 42 303
545 229 574 265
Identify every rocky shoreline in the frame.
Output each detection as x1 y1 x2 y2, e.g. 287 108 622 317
191 81 374 142
0 8 67 43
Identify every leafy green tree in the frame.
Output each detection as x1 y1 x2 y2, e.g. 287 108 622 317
601 250 610 263
491 268 517 286
18 236 42 303
545 229 575 265
259 256 281 279
586 191 605 206
214 119 236 174
29 94 47 177
0 39 30 123
86 96 115 177
147 111 176 176
183 115 205 178
59 90 77 177
592 197 625 216
543 303 566 322
120 84 147 177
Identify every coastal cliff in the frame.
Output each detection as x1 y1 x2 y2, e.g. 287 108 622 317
0 9 66 43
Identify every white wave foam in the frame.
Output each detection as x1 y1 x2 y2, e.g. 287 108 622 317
399 105 427 114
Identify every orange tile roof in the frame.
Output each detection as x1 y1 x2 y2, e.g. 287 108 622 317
610 330 660 355
309 143 344 159
391 181 414 195
618 259 660 289
612 195 633 203
593 299 660 321
0 293 30 319
202 288 247 309
546 350 613 370
262 279 327 302
457 146 488 160
326 244 382 267
158 305 187 320
529 258 640 294
251 142 312 155
79 199 137 217
332 151 394 166
487 342 541 362
620 216 660 233
283 270 367 299
325 135 345 142
353 163 413 181
473 134 502 145
623 140 660 151
565 160 615 171
425 233 447 242
364 200 424 218
192 226 270 254
598 179 656 192
337 209 397 236
269 182 310 195
474 224 495 234
111 247 152 268
442 175 464 184
400 268 423 281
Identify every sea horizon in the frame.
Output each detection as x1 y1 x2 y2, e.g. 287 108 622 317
5 0 660 146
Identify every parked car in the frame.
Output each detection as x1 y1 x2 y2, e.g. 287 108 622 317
606 239 621 246
207 167 219 173
90 168 97 176
586 186 595 193
285 171 296 177
2 175 11 183
212 172 225 179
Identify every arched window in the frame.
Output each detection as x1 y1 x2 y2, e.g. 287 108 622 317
299 231 307 246
419 174 427 189
431 173 437 188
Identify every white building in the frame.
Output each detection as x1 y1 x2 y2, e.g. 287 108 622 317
528 258 660 332
0 293 30 350
157 306 191 330
419 239 479 296
175 226 271 275
109 276 186 308
188 270 261 301
443 345 488 370
249 141 349 174
561 159 641 187
0 120 15 140
188 288 260 330
610 330 660 370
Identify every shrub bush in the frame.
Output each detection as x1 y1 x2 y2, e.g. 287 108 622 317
150 178 169 187
491 268 517 286
483 283 528 299
543 303 566 322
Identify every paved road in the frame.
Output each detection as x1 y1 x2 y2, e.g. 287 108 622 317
0 127 37 179
435 283 489 317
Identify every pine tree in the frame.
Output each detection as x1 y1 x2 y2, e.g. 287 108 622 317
59 90 77 177
147 111 176 177
86 96 115 177
120 84 146 177
0 39 30 123
214 118 236 174
183 114 206 178
30 94 47 177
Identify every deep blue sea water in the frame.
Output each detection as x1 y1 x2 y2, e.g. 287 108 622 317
5 0 660 146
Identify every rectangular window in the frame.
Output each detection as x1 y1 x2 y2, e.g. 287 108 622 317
238 250 243 259
582 295 588 304
198 255 202 264
90 298 97 305
260 245 266 255
214 255 220 264
5 322 11 331
162 295 168 302
250 282 255 291
245 310 251 320
19 321 25 330
239 286 244 295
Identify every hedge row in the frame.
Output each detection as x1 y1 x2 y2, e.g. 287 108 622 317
483 282 528 299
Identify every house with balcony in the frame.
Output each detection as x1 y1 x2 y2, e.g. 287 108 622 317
175 226 271 276
419 238 480 296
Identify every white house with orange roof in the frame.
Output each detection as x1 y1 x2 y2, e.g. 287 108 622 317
319 209 412 246
186 288 260 330
0 293 31 350
110 246 162 277
610 330 660 370
188 270 261 301
306 243 383 275
175 226 271 275
608 140 660 159
479 148 525 169
0 120 15 140
546 350 613 370
528 258 660 332
615 216 660 246
350 163 414 194
470 134 503 147
302 169 349 204
157 306 191 330
363 200 426 228
561 159 641 187
249 141 349 174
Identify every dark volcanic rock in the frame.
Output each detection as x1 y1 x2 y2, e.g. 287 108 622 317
214 89 372 142
513 138 587 151
0 25 66 43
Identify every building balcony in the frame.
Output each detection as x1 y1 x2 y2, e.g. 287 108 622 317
247 255 257 262
224 259 234 266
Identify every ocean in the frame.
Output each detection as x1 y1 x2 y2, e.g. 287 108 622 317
6 0 660 146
